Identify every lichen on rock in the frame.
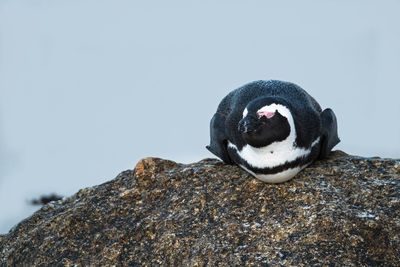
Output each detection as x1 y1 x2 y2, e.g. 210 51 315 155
0 151 399 265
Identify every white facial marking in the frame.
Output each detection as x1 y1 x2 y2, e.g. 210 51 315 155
242 108 248 118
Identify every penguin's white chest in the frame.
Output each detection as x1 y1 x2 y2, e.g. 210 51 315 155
241 164 304 183
228 137 319 183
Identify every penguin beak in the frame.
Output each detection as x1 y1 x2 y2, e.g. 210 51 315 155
238 116 259 133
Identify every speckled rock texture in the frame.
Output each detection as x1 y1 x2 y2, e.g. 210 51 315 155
0 151 399 266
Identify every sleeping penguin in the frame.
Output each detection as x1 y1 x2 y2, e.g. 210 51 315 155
207 80 340 183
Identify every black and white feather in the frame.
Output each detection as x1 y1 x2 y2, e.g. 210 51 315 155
207 80 340 183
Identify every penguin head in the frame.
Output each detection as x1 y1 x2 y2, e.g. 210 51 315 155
238 97 292 148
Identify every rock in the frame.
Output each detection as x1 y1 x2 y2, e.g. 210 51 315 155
0 151 399 266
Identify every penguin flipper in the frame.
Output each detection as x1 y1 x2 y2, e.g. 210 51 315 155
319 108 340 159
207 112 233 164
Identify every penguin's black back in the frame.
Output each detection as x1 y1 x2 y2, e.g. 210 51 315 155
217 80 321 116
217 80 322 150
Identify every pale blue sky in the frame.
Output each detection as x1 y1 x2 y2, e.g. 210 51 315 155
1 0 399 233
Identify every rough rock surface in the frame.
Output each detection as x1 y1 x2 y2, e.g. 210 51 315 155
0 151 399 266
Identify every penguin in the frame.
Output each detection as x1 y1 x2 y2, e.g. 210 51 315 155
207 80 340 183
